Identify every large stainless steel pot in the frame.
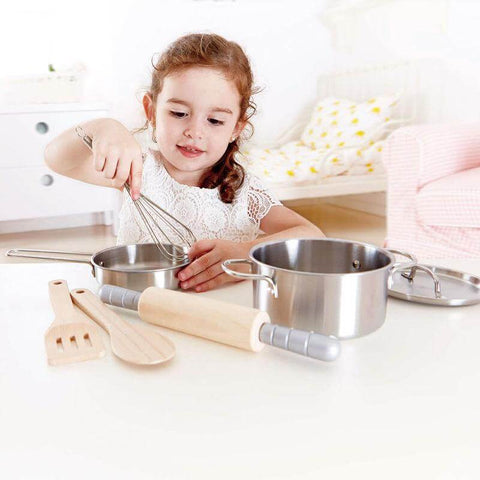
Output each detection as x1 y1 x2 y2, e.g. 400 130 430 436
222 238 415 340
6 243 188 291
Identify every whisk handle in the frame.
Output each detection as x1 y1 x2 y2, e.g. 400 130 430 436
99 285 141 311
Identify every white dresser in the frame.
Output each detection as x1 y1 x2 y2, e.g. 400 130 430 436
0 103 117 234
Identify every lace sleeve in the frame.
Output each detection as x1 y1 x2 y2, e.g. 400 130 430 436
247 174 282 223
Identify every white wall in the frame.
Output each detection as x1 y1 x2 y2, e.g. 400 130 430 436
322 0 480 123
1 0 333 146
2 0 479 147
109 0 335 145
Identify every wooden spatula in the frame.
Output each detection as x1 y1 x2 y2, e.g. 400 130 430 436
70 288 175 365
45 279 105 366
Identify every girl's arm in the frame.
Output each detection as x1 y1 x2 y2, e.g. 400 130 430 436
44 118 144 199
178 205 324 292
254 204 325 242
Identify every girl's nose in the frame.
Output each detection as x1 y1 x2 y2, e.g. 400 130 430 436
184 119 203 140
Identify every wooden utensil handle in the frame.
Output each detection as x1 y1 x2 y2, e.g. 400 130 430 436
139 287 268 352
48 279 76 324
70 288 118 332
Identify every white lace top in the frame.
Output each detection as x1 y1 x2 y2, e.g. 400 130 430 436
116 153 282 246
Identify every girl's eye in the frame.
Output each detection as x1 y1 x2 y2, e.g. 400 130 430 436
208 118 224 126
170 111 187 118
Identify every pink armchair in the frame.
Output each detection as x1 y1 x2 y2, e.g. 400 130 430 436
383 124 480 260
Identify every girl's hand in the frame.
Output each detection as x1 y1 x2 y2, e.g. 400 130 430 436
90 120 144 200
178 239 252 292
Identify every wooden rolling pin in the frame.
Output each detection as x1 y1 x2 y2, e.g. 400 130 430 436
99 285 340 362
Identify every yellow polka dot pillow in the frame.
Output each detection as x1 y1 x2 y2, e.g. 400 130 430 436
300 95 398 150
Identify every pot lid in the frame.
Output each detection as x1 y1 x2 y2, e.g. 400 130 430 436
388 264 480 306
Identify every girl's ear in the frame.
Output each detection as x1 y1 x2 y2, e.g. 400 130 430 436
143 93 155 125
232 120 247 142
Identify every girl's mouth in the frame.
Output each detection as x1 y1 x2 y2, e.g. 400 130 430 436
177 145 205 158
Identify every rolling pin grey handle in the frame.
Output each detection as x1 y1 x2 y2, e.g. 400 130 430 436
259 323 340 362
99 285 141 311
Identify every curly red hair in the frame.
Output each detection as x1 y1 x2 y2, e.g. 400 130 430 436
147 33 258 203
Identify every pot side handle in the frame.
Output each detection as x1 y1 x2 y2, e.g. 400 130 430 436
385 248 418 268
222 259 278 298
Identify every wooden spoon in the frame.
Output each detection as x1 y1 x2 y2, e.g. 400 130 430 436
70 288 175 366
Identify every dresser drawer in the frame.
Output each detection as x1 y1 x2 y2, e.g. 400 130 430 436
0 109 107 168
0 166 114 221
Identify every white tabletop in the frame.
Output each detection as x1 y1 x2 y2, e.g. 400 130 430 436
1 259 480 479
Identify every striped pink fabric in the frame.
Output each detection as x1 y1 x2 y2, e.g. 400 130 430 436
414 124 480 187
417 167 480 227
383 124 480 260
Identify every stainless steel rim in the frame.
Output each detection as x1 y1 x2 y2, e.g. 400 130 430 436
247 237 396 277
90 243 189 273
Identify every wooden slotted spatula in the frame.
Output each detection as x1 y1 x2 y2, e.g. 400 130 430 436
45 279 106 366
70 288 175 365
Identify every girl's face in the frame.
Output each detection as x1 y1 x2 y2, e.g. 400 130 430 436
144 67 244 185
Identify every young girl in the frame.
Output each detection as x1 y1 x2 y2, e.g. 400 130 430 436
45 33 324 292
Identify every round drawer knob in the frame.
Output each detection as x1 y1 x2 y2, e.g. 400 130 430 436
40 174 54 186
35 122 49 134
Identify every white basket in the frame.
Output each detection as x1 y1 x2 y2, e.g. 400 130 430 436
0 72 85 105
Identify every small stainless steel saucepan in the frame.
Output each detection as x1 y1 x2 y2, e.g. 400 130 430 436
6 243 189 291
222 238 431 340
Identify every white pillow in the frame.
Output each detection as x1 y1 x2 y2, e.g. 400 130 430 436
300 95 399 150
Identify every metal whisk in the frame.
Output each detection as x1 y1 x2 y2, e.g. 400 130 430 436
75 126 196 262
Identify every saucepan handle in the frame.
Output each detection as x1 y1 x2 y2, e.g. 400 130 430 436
5 248 93 264
6 248 96 278
222 259 278 298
